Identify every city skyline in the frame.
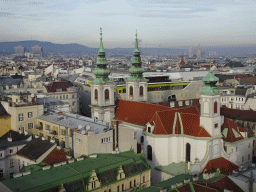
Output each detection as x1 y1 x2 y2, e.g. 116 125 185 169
1 0 256 49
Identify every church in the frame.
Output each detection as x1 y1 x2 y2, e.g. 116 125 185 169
90 29 254 184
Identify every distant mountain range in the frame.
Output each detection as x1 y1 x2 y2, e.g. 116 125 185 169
0 40 255 56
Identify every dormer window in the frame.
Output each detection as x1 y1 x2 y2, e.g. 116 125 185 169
148 127 151 133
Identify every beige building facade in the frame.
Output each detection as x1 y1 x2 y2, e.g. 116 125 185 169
74 121 137 158
1 94 44 133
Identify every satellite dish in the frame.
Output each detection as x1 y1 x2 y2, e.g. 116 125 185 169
31 94 34 98
28 98 32 102
86 125 90 130
81 130 86 134
78 125 83 129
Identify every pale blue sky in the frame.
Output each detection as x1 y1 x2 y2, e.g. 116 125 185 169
0 0 255 48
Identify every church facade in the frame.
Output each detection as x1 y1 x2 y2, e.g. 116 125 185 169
90 29 254 185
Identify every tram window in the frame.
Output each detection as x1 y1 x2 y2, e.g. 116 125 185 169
119 90 122 93
123 89 126 93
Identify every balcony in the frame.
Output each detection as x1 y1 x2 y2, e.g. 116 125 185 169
35 124 43 130
50 131 58 135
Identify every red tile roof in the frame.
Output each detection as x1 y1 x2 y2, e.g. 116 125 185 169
221 106 256 122
144 111 211 137
114 99 199 127
221 118 252 142
43 148 68 165
202 157 239 175
46 81 73 92
193 183 217 192
197 176 244 192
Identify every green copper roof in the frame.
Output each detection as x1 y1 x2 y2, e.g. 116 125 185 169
200 66 220 95
127 30 147 81
1 151 150 192
93 28 112 84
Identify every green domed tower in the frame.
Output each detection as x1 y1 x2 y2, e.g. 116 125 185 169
200 65 219 95
125 31 148 102
90 28 115 123
200 60 222 138
92 28 112 84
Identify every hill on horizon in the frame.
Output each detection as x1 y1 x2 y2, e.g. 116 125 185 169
0 40 255 56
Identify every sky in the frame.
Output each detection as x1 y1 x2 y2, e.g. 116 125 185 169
0 0 256 48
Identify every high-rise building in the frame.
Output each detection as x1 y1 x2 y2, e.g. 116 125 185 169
14 45 25 56
189 48 193 58
31 45 43 57
196 43 201 59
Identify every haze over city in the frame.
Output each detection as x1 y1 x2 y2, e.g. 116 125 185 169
1 0 256 48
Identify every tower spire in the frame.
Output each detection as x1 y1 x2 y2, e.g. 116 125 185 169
200 58 219 95
92 28 111 83
127 30 146 81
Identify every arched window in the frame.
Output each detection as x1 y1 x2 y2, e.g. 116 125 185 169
140 136 144 143
214 101 218 113
186 143 191 162
140 86 143 96
129 86 133 96
95 89 98 100
147 145 152 160
105 89 109 100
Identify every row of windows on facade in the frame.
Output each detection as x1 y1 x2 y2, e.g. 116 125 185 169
52 94 76 100
18 112 33 121
91 177 146 191
94 86 144 100
18 123 34 132
221 97 245 102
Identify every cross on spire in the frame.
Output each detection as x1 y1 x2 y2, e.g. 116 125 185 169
210 58 212 68
135 30 138 39
100 27 102 40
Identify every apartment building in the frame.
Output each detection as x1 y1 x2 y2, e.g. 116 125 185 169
0 103 11 137
0 131 31 179
1 93 44 134
32 111 137 158
45 80 79 114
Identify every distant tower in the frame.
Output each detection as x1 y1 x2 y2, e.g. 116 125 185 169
50 51 54 58
90 28 115 123
14 45 25 56
126 31 148 102
31 45 43 58
189 48 193 58
196 43 201 59
180 56 185 67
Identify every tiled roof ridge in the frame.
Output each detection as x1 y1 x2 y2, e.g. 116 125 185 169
156 112 168 135
193 182 217 191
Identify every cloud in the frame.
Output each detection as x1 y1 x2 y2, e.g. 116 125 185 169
0 12 14 17
24 1 45 6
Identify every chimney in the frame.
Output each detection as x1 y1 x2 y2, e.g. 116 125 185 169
58 112 63 116
74 128 77 132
